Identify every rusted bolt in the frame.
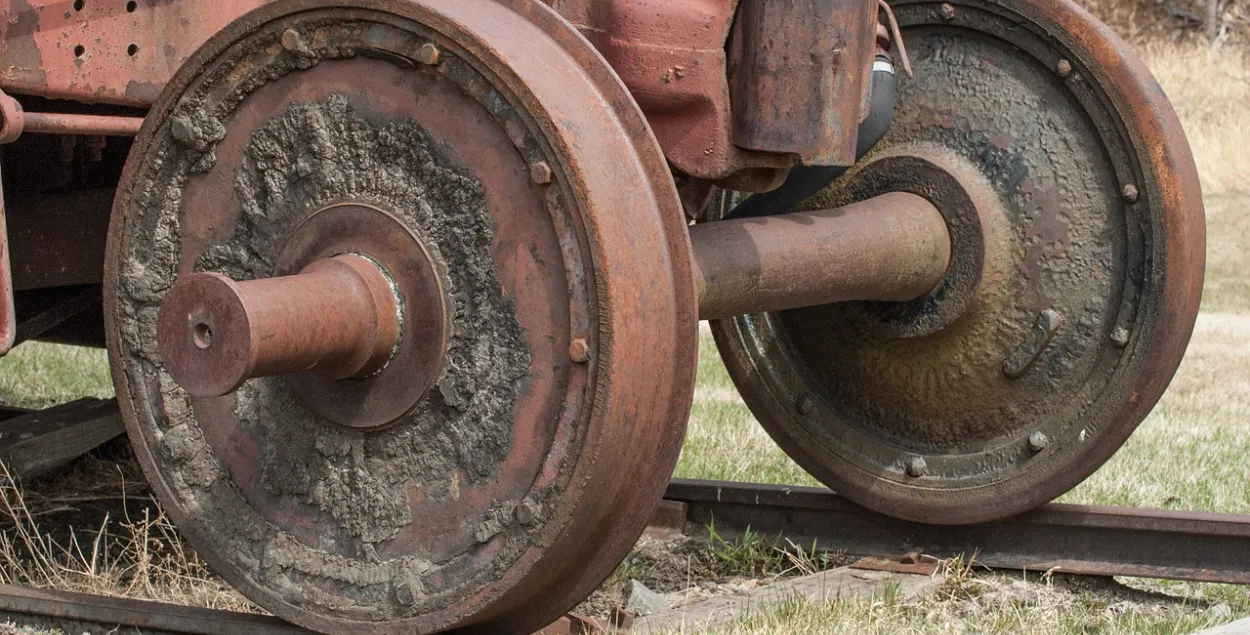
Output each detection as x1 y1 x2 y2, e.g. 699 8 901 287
906 457 927 478
530 161 553 185
1121 183 1139 202
416 42 441 65
1111 326 1130 347
1027 431 1049 453
796 394 815 415
514 500 540 525
1056 59 1073 78
394 582 416 606
280 28 307 53
939 3 956 21
569 337 590 363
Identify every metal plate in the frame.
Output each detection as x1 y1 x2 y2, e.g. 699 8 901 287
711 0 1204 524
103 1 697 633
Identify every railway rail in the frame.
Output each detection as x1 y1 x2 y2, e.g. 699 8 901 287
2 478 1249 634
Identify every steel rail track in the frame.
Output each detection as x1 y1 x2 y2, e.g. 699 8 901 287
663 479 1250 584
2 478 1250 634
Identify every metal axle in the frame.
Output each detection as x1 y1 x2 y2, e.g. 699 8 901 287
692 192 951 320
157 254 400 398
155 192 950 397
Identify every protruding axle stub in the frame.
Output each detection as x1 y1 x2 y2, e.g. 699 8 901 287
157 254 401 399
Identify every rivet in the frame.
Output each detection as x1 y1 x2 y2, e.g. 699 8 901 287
906 457 927 478
416 42 441 65
530 161 553 185
1121 183 1139 202
1056 58 1072 78
569 337 590 363
940 3 956 20
796 394 815 415
1111 326 1129 348
1027 431 1049 453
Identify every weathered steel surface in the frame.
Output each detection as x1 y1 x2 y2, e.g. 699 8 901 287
666 479 1250 585
691 192 950 320
158 255 404 399
105 2 696 635
711 0 1205 525
0 0 267 106
557 0 792 186
729 0 878 166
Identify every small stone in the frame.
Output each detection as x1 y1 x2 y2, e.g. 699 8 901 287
1056 59 1073 77
625 580 669 616
906 456 927 477
280 28 306 53
416 42 441 65
1207 602 1232 620
940 3 956 20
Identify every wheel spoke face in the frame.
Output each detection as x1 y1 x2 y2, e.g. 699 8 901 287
105 2 697 633
713 0 1204 524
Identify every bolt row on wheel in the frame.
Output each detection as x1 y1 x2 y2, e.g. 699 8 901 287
711 0 1204 524
105 1 696 633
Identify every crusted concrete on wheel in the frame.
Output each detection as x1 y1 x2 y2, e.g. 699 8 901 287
112 23 539 620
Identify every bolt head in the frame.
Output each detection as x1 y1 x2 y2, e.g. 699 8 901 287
1027 431 1049 453
530 161 553 185
280 28 303 52
395 582 416 606
1111 326 1130 347
1056 59 1073 77
796 395 815 415
416 42 441 65
514 500 540 525
906 456 927 478
940 3 956 20
1121 183 1139 202
569 337 590 363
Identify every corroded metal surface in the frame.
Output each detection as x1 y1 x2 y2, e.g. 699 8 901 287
691 192 950 320
557 0 792 187
0 0 267 106
728 0 878 166
103 2 697 634
712 0 1204 524
157 254 405 400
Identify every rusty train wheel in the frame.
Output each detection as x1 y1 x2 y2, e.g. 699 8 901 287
103 1 697 633
712 0 1204 524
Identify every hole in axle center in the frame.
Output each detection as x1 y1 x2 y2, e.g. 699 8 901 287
193 322 214 349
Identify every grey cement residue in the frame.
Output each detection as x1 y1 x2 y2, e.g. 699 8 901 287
113 20 543 620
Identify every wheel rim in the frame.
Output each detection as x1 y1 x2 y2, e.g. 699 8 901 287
712 0 1204 524
104 1 697 632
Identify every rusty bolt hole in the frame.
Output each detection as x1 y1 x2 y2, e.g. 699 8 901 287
126 1 137 11
74 45 85 58
73 0 84 11
127 44 139 57
193 322 214 350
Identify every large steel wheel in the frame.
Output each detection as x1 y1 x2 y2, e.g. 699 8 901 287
712 0 1204 524
103 1 697 633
